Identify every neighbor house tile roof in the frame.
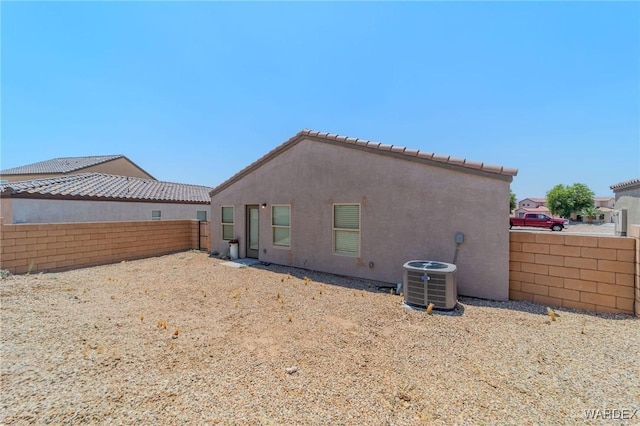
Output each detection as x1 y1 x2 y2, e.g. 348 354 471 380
1 155 156 180
522 197 547 203
610 178 640 191
0 173 211 204
1 155 125 175
516 206 551 213
211 129 518 196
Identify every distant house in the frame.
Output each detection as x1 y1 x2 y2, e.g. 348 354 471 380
610 178 640 234
593 197 615 223
0 173 211 224
514 198 549 217
594 197 615 209
0 155 155 183
210 129 518 301
517 196 615 222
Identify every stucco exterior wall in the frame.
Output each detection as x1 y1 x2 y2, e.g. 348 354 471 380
80 157 154 179
0 197 13 223
8 199 209 224
613 185 640 235
211 139 511 300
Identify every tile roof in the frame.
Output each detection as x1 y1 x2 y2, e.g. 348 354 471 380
516 206 550 213
522 197 547 203
610 178 640 191
211 129 518 196
1 155 126 175
0 173 212 204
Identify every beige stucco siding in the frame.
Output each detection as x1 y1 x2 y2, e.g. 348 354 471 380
9 199 208 223
212 139 511 301
0 197 13 223
80 157 154 179
614 191 640 235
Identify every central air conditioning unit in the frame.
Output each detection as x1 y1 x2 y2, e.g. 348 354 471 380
403 260 457 310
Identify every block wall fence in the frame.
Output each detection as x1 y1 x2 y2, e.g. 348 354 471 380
0 220 210 274
509 225 639 316
1 219 637 317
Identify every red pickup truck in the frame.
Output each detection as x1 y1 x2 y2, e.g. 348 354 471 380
510 213 569 231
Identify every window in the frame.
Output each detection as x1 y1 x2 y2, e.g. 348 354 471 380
152 210 161 220
272 205 290 247
197 211 207 221
221 206 234 240
333 204 360 256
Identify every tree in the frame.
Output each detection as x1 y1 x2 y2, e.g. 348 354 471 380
546 183 595 218
581 205 598 223
510 190 517 212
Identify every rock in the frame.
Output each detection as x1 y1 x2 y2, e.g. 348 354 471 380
285 366 298 374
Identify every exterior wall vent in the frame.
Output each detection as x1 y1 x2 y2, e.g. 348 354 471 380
403 260 457 310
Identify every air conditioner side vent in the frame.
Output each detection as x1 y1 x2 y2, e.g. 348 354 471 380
402 261 457 310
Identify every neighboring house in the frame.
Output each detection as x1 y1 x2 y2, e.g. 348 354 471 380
610 178 640 235
570 196 616 223
517 196 615 222
594 197 615 209
0 173 211 224
593 197 615 223
0 155 155 182
209 129 518 301
514 198 549 217
518 198 547 209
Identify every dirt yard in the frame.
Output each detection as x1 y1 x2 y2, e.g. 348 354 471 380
1 252 638 425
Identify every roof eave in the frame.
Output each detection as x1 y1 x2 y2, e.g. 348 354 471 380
6 192 210 204
209 130 518 197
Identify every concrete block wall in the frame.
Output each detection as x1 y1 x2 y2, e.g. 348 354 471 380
0 220 209 274
631 225 640 316
509 230 638 315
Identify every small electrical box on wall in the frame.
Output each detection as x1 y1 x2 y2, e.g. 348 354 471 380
455 232 464 244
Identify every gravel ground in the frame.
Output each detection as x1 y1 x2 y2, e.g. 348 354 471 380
1 251 638 425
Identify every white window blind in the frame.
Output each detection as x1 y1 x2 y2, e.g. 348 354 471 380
272 205 290 247
221 206 234 240
333 204 359 255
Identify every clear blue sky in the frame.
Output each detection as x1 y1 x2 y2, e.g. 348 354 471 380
2 1 638 199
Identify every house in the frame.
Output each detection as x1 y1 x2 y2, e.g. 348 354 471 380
610 178 640 235
514 198 550 217
518 198 547 209
0 173 211 224
516 196 615 223
209 130 518 301
0 155 155 183
593 197 615 223
594 197 615 209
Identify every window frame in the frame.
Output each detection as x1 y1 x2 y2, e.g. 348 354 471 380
151 210 161 220
221 206 235 241
271 204 291 248
332 203 360 257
